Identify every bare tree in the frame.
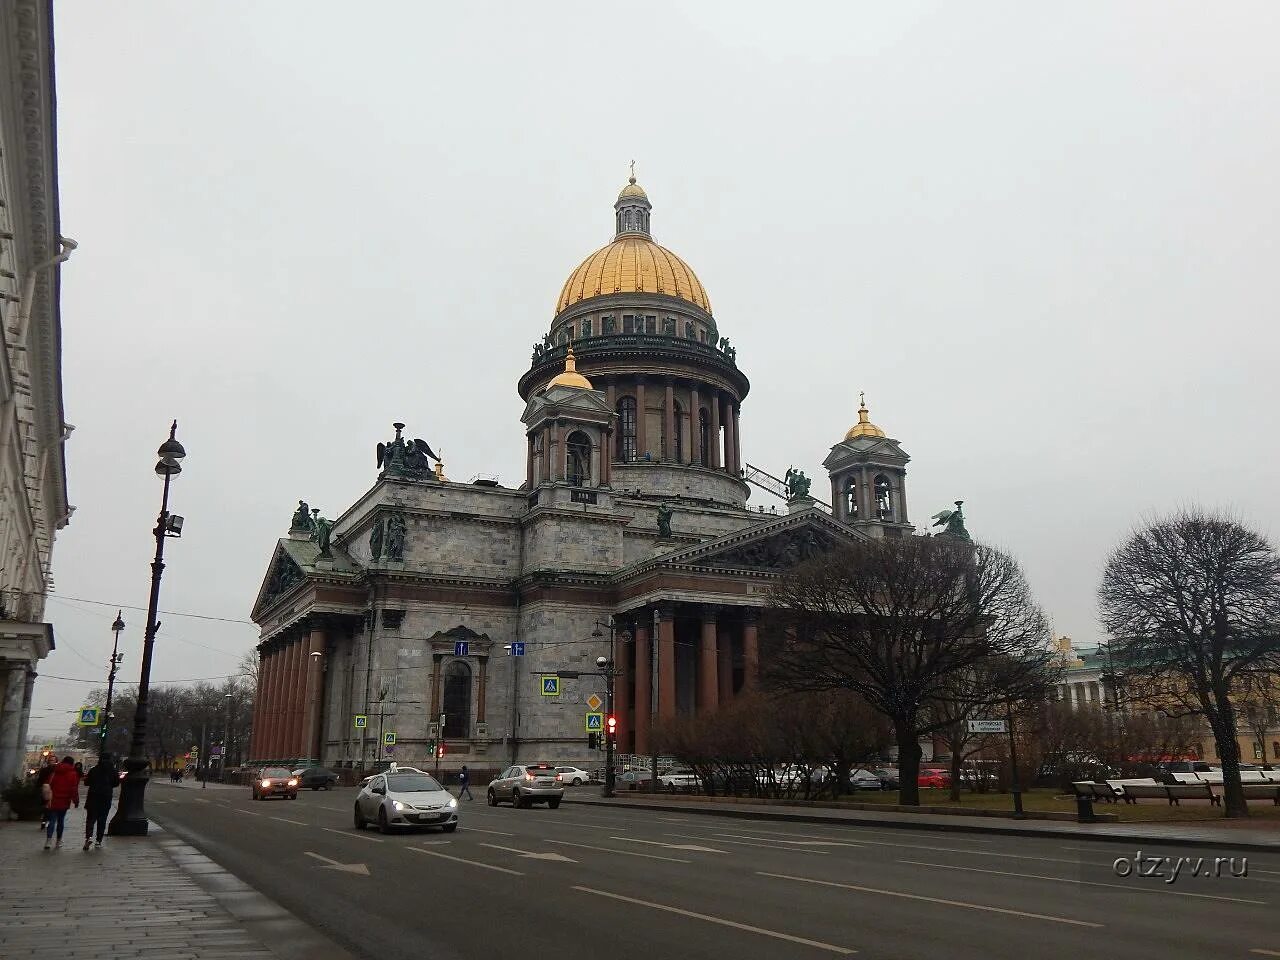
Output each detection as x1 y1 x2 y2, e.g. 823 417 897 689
764 536 1052 805
1098 510 1280 817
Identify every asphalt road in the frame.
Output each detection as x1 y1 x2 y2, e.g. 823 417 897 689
149 781 1280 960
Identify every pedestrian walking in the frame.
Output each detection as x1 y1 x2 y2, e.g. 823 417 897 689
35 755 57 830
458 765 473 800
44 756 80 850
81 754 118 850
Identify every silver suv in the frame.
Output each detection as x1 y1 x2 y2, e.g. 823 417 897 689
487 763 564 808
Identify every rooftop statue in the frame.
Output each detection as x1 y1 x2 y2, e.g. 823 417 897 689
657 504 673 539
311 509 334 559
377 422 440 480
784 466 812 502
290 500 313 534
931 501 970 540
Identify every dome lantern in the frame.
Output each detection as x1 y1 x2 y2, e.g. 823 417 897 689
615 162 652 237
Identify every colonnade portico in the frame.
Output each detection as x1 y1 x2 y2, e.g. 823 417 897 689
613 603 759 757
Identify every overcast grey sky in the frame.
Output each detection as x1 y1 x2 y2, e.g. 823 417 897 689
28 2 1279 738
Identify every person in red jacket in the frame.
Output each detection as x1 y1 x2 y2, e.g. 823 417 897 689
44 756 80 850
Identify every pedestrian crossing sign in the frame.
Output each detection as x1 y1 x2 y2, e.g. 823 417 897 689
353 715 368 729
540 676 560 696
76 707 100 726
585 712 603 732
383 732 396 746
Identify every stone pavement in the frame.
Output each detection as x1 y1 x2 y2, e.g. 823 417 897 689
0 817 353 960
567 791 1280 851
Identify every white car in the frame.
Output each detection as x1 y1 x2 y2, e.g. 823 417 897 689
354 770 458 833
555 766 593 785
658 767 701 791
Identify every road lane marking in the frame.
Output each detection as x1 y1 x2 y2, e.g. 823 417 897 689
714 832 1077 864
659 817 690 822
191 798 212 804
303 852 369 876
478 842 576 862
612 836 727 853
408 847 523 875
1249 950 1280 957
667 833 832 855
231 809 262 817
459 826 515 837
321 827 383 843
546 839 691 863
719 825 995 845
1250 869 1280 876
758 872 1103 928
895 860 1268 906
270 816 306 825
571 886 855 954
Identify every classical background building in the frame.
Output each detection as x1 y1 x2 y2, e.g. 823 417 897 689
248 175 916 774
0 0 74 788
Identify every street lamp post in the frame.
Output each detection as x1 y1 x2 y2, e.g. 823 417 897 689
220 692 233 782
109 421 187 836
99 612 126 760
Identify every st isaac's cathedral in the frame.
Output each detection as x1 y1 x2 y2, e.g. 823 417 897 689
247 175 919 774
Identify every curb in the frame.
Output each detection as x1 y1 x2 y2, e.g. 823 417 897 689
564 797 1280 853
149 821 357 960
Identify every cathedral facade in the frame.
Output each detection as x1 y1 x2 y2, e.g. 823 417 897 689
248 177 915 774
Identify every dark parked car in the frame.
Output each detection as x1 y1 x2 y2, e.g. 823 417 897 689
251 767 297 800
292 767 339 790
617 770 654 790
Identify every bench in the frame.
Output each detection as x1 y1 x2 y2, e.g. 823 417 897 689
1241 784 1280 805
1121 782 1221 806
1068 781 1121 803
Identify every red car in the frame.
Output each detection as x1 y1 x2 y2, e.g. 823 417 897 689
917 768 951 789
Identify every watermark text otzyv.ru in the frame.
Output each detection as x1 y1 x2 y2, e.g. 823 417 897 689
1112 850 1248 883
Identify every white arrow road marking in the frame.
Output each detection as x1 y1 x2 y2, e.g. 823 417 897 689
303 852 369 876
667 833 832 855
545 839 691 863
611 837 726 853
571 887 854 954
478 842 577 862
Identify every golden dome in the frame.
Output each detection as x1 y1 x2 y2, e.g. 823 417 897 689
845 392 887 441
618 176 648 201
548 346 593 390
557 236 711 315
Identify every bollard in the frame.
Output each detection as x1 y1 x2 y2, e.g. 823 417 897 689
1075 792 1096 823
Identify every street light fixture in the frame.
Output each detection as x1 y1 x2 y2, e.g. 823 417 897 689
99 612 126 760
220 693 234 782
109 420 187 836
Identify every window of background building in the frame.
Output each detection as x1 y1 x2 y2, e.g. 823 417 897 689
581 318 592 338
1273 741 1279 758
602 316 615 334
616 398 637 460
698 408 710 465
672 401 683 463
443 661 471 738
645 316 656 333
685 321 695 339
663 317 675 335
623 315 635 333
566 431 591 486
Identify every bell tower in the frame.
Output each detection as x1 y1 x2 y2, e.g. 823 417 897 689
823 393 913 538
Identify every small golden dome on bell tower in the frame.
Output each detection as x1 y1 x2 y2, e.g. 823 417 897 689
844 391 887 441
548 345 593 390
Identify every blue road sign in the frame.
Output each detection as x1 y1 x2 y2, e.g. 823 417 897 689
76 707 99 726
511 642 525 656
541 676 560 696
585 712 603 731
454 640 469 656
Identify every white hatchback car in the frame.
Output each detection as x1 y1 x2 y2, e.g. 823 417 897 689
354 770 458 834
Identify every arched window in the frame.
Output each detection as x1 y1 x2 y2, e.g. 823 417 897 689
672 401 684 464
844 477 859 519
617 398 637 461
566 431 591 486
442 661 471 738
874 474 894 521
698 408 710 466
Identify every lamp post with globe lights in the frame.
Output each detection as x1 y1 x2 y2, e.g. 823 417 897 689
109 421 187 836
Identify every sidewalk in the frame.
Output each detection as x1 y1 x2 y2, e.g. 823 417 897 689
0 817 353 960
566 792 1280 852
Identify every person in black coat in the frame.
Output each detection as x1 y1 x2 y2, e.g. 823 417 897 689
82 754 119 850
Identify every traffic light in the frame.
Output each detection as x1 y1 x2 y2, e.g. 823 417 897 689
587 732 599 750
606 715 617 744
436 743 446 759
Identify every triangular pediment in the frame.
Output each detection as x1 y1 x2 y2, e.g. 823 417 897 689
648 509 867 575
522 387 613 426
824 435 910 470
250 542 307 621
